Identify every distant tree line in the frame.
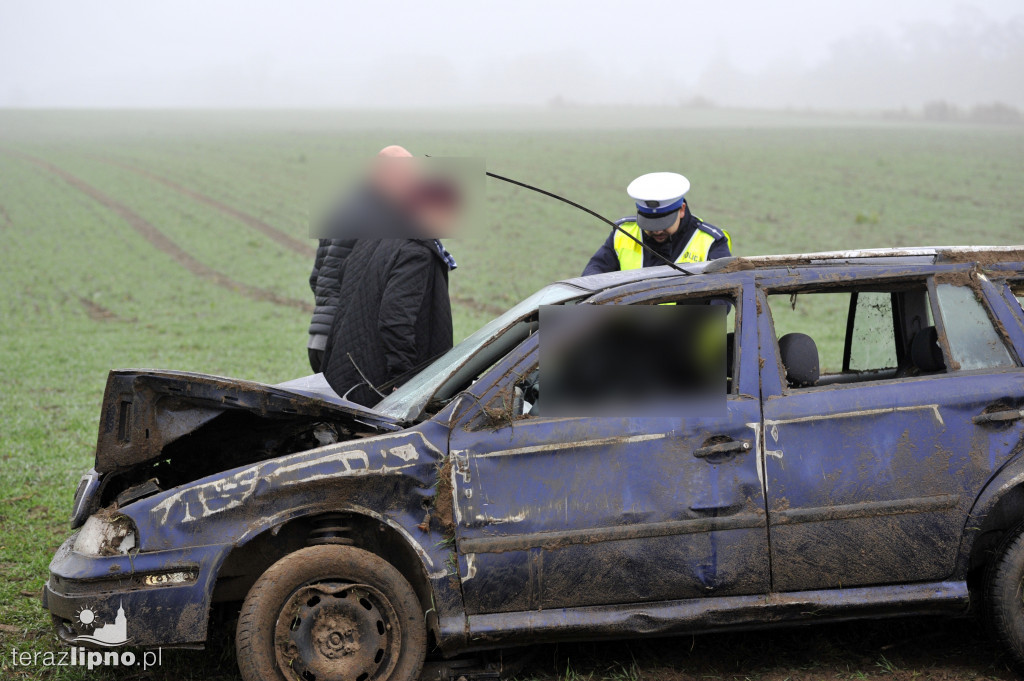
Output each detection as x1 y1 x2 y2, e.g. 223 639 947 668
883 101 1023 125
687 12 1023 115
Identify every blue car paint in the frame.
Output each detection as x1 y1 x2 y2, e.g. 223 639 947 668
45 256 1024 657
760 330 1024 590
754 266 1024 589
46 538 228 646
448 276 767 618
48 421 459 646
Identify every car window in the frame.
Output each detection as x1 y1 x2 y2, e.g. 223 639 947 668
1010 280 1024 310
504 294 738 420
847 291 899 372
659 295 738 394
933 283 1016 371
374 282 587 422
766 284 935 388
767 290 891 378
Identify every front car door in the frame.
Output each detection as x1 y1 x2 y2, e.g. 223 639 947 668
756 264 1024 591
448 275 770 615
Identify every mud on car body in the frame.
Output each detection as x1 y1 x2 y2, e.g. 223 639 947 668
44 246 1024 681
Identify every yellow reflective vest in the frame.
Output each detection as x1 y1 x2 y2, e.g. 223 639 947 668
613 220 731 270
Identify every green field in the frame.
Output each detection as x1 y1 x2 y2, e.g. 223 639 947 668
1 109 1023 680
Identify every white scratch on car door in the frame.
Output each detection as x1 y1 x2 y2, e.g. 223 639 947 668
462 553 477 582
747 422 766 494
450 462 462 525
475 433 668 459
764 404 944 428
474 511 527 524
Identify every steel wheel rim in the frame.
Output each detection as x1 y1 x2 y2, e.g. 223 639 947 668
274 581 401 681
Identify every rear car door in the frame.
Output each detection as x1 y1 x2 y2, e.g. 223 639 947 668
448 277 770 614
757 266 1024 591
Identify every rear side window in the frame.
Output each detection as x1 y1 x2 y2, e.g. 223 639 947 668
847 291 899 372
933 283 1016 371
766 285 933 387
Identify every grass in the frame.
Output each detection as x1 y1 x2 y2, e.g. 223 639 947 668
507 617 1015 680
1 108 1023 679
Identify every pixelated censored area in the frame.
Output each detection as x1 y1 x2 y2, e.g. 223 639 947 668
539 304 727 417
309 156 484 241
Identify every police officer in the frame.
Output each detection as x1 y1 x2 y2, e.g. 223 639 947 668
582 172 731 275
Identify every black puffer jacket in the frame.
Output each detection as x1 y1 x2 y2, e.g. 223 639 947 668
308 185 409 338
308 238 356 337
322 239 453 407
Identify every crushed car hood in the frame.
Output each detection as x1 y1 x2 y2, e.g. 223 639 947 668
94 370 401 474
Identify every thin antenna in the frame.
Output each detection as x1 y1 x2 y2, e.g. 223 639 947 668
484 170 688 273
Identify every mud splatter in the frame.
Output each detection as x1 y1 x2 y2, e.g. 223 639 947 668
433 457 456 539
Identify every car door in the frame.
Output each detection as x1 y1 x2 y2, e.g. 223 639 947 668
757 267 1024 592
448 278 770 615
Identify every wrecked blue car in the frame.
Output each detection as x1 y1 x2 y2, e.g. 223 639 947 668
45 246 1024 681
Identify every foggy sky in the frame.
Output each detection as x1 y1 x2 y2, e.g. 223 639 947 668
1 0 1021 110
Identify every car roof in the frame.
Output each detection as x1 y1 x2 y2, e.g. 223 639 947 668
559 263 710 292
562 245 1024 294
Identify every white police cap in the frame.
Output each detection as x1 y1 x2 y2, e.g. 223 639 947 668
627 172 690 231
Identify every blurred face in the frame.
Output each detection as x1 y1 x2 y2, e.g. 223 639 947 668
406 179 462 238
371 156 419 203
646 210 683 243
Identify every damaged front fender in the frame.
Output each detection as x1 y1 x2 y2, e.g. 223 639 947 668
125 425 451 566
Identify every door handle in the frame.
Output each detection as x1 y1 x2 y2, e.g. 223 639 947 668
694 440 752 459
974 409 1024 425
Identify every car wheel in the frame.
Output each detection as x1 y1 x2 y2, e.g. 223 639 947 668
236 545 426 681
985 521 1024 672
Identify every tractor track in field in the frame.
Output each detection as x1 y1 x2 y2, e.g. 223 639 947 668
449 295 507 318
77 295 136 323
5 150 313 313
95 156 313 256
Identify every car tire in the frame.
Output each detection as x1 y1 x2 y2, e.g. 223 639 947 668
236 545 426 681
985 520 1024 672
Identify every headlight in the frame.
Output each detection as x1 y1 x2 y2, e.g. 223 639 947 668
73 512 137 556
